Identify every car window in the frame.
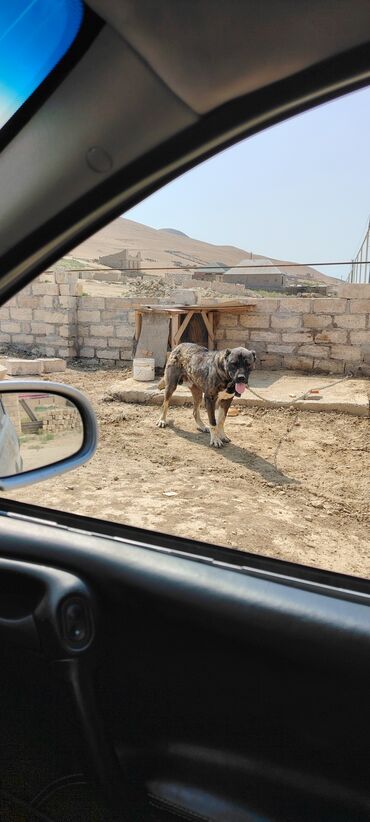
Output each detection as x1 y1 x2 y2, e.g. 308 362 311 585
0 0 84 130
0 86 369 578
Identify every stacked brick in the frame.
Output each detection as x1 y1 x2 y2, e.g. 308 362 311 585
216 297 370 375
42 408 82 434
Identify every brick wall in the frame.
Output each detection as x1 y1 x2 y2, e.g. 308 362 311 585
216 297 370 376
1 276 370 374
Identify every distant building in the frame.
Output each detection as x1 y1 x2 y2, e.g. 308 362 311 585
193 261 227 282
98 249 142 271
223 257 287 289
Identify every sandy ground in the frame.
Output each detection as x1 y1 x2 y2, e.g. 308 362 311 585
2 366 369 578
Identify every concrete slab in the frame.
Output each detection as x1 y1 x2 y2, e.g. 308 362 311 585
0 357 66 376
105 370 370 417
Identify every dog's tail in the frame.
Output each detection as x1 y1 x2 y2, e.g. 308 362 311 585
158 377 166 390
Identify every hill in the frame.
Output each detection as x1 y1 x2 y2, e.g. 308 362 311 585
70 217 340 284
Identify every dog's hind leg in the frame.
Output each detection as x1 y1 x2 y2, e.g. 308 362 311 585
156 365 179 428
216 397 233 443
189 384 208 433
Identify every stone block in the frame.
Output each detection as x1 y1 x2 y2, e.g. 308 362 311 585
279 298 312 313
222 328 247 342
1 321 22 333
299 344 330 357
334 314 366 329
16 296 39 308
21 322 31 333
267 343 296 353
32 283 59 296
33 309 68 324
240 314 270 328
350 330 370 344
361 344 370 364
96 348 119 359
31 322 50 334
0 307 10 319
114 325 134 339
0 333 10 343
215 329 225 340
283 355 314 371
101 310 129 322
3 358 42 375
313 358 344 374
89 324 114 337
250 331 281 342
330 345 362 361
105 298 127 309
219 313 238 327
78 310 101 323
303 314 332 329
315 329 347 344
83 336 108 346
42 358 66 373
349 299 370 313
254 299 279 313
10 308 33 321
58 296 76 309
281 332 313 343
271 314 301 330
79 347 95 357
78 296 105 309
9 334 33 344
312 298 347 313
259 353 282 369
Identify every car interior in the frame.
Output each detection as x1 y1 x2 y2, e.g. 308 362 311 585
0 1 370 820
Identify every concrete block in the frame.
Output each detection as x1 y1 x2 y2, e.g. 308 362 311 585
299 344 330 357
10 308 33 321
78 310 101 323
79 347 95 357
1 321 22 333
21 322 31 333
219 314 238 327
41 296 55 308
31 322 51 334
101 310 129 322
303 314 332 329
57 348 75 358
58 296 76 309
96 348 119 359
16 296 39 308
240 314 270 328
281 332 313 343
271 314 301 330
0 334 10 343
315 329 347 344
349 299 370 313
279 298 312 313
350 330 370 344
313 358 344 374
361 344 370 364
32 283 59 296
105 298 126 309
42 358 66 373
33 309 67 324
283 355 314 371
3 358 42 375
330 345 362 361
78 296 105 309
89 324 114 337
334 314 366 329
267 344 296 354
9 334 33 344
254 299 279 313
250 331 281 342
215 329 225 340
259 354 282 369
0 307 10 319
312 298 347 313
223 328 248 341
114 325 134 339
83 336 108 347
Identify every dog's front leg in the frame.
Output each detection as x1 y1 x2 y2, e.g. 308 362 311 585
216 397 233 443
205 395 223 448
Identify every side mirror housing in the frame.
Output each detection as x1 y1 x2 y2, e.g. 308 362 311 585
0 380 98 491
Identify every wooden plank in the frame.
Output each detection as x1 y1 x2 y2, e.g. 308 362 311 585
135 311 142 343
202 311 214 350
136 313 170 368
171 313 181 348
174 310 194 345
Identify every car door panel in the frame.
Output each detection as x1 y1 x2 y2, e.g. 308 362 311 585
1 511 370 820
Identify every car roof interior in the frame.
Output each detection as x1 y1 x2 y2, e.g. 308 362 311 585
0 0 369 303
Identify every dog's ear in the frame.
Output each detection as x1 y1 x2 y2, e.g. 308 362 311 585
224 349 231 359
251 350 256 362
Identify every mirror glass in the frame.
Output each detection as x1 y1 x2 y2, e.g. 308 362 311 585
0 391 83 478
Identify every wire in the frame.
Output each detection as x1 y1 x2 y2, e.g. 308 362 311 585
244 375 350 405
46 259 370 273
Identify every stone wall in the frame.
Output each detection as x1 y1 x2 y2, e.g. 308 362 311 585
1 275 370 374
216 297 370 376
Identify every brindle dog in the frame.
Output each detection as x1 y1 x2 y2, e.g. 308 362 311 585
157 343 256 447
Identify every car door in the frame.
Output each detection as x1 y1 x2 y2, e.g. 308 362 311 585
0 2 370 821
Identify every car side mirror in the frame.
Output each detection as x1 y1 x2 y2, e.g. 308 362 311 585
0 381 97 490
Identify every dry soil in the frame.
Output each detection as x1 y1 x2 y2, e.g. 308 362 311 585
2 366 369 579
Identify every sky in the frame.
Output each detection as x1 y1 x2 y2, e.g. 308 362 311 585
127 86 370 279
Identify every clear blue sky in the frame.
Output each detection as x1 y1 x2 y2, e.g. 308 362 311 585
127 86 370 279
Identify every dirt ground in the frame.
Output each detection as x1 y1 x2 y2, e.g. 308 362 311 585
2 366 369 578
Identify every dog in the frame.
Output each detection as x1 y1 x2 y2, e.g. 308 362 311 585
157 343 256 447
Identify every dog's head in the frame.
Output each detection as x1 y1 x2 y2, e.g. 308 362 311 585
224 346 256 386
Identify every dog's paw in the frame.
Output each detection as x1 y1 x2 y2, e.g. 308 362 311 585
156 419 167 428
197 425 209 433
210 435 224 448
221 434 231 443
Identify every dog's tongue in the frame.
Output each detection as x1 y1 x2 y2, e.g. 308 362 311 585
235 382 246 394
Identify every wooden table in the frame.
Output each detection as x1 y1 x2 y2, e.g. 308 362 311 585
134 301 256 352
